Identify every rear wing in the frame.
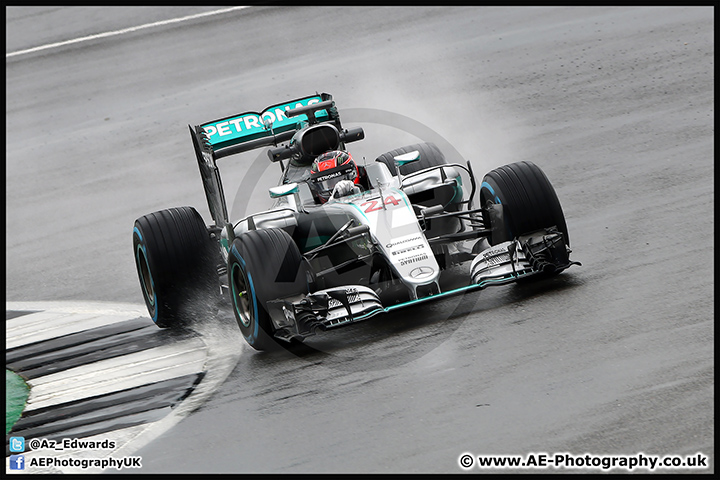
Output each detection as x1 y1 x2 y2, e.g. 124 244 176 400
196 92 340 159
189 92 342 230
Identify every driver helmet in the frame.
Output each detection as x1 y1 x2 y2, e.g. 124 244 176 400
309 150 360 203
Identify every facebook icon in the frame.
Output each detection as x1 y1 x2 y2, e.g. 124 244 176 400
10 455 25 470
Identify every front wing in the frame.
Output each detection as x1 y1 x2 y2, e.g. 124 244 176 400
265 228 579 343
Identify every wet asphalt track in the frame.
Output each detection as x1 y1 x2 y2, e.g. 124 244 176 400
6 6 714 473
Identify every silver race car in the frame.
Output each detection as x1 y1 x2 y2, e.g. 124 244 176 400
133 93 580 350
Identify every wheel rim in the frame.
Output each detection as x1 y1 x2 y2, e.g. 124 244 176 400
230 263 252 328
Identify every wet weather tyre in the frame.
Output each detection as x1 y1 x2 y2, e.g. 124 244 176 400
480 161 569 246
133 206 221 329
375 142 446 176
228 228 309 351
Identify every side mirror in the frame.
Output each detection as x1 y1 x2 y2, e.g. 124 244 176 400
393 150 420 189
269 183 299 198
393 150 420 167
269 182 305 213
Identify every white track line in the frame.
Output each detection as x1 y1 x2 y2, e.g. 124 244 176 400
6 301 210 410
6 301 148 349
6 311 141 350
26 339 208 411
6 6 251 58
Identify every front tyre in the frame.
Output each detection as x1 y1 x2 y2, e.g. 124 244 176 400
480 161 569 246
228 228 309 351
133 206 220 329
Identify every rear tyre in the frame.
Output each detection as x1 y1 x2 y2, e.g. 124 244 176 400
228 228 309 351
480 161 569 246
133 207 221 329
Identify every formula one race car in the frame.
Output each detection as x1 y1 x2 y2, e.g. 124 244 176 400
133 93 580 350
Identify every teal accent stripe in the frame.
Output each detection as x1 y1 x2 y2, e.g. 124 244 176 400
231 244 260 344
391 187 411 210
353 271 537 321
480 181 501 204
349 202 369 222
